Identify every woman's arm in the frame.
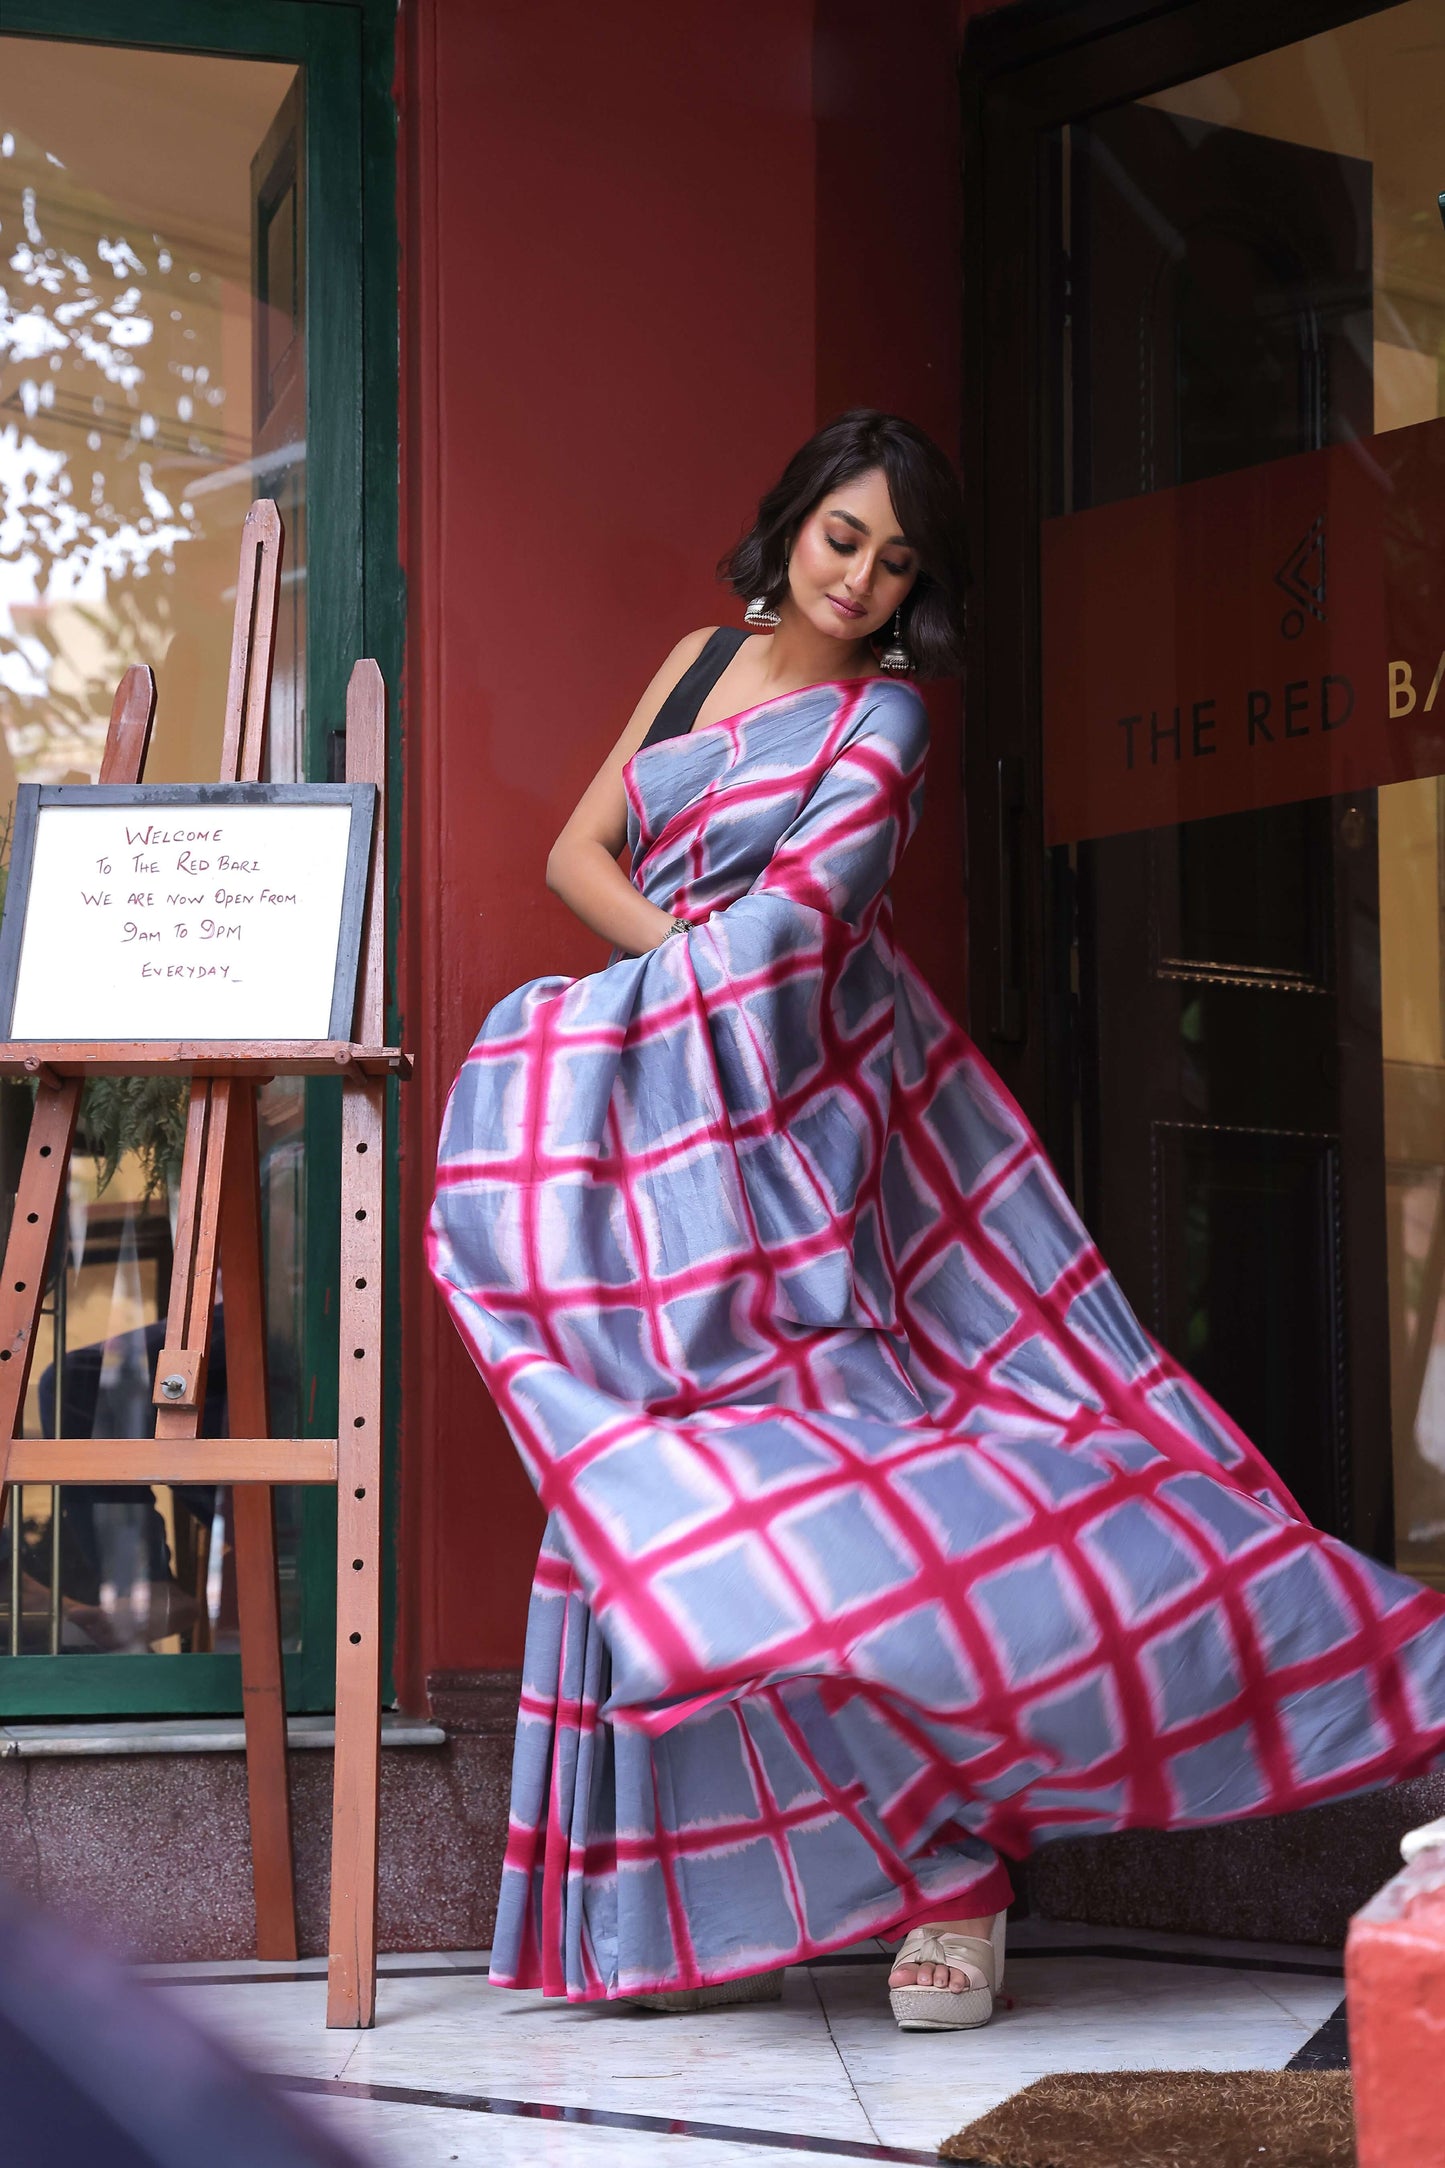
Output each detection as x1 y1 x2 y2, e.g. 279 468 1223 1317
546 628 715 954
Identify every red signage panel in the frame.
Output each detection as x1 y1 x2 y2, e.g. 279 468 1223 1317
1041 414 1445 845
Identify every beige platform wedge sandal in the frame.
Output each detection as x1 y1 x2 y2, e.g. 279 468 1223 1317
888 1915 1006 2032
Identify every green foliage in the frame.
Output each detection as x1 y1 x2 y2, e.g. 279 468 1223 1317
79 1075 189 1199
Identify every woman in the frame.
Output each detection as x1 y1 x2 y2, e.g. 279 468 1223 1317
430 409 1445 2032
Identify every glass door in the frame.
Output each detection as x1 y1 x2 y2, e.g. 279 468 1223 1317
0 0 388 1714
987 0 1445 1584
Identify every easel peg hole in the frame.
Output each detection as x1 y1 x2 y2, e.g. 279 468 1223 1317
13 1283 24 1294
352 1559 363 1570
24 1214 37 1225
38 1147 50 1159
356 1141 368 1153
355 1209 366 1221
354 1486 366 1499
355 1277 366 1289
353 1416 365 1428
353 1347 365 1359
1 1351 12 1363
349 1631 361 1645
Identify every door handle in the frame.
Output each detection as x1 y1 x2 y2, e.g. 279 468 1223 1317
994 755 1026 1043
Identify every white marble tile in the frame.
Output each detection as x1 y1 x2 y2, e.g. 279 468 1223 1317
997 1959 1330 2034
337 1974 874 2145
161 1940 1346 2168
178 1970 875 2146
307 2091 853 2168
813 1954 1338 2152
151 1977 357 2080
1250 1974 1347 2028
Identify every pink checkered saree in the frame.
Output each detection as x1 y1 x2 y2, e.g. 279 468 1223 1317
429 676 1445 2001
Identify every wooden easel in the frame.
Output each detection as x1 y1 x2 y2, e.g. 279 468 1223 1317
0 502 406 2028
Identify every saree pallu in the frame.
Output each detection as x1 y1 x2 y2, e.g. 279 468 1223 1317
429 675 1445 2000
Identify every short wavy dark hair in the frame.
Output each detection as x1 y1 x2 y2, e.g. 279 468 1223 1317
718 409 968 679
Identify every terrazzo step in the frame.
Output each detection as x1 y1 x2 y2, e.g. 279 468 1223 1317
1023 1770 1445 1946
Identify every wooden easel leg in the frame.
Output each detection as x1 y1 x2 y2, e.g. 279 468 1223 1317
221 1087 297 1960
326 1073 385 2027
327 659 387 2029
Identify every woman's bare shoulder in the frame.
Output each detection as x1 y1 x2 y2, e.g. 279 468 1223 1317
654 625 719 682
620 627 721 745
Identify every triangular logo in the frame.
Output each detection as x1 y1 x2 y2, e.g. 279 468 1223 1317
1274 516 1326 638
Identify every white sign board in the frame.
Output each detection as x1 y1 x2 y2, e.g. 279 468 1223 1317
0 786 376 1042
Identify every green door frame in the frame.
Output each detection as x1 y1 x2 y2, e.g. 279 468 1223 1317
0 0 402 1718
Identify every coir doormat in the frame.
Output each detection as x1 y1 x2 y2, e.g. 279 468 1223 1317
941 2069 1355 2168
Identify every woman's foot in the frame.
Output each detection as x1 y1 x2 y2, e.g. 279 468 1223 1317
887 1913 1004 2032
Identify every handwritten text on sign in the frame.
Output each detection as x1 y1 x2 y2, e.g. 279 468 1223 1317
9 801 358 1039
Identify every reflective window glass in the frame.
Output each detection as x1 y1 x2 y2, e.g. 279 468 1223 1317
0 39 308 1660
1044 0 1445 1585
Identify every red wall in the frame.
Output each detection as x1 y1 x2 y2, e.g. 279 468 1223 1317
396 0 991 1703
813 0 970 1016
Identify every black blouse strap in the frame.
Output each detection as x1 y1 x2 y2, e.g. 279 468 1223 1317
639 627 748 750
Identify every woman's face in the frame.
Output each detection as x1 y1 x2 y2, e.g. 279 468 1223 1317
784 465 918 647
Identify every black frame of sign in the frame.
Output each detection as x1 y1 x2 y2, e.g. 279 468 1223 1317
0 782 377 1042
958 0 1402 1170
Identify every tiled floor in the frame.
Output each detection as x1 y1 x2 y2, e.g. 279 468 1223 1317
144 1921 1347 2166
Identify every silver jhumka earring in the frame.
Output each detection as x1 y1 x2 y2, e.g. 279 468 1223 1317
744 595 782 632
878 608 913 675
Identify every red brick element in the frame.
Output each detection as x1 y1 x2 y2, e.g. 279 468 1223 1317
1346 1834 1445 2166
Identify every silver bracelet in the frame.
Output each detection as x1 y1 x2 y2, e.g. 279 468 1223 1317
664 916 689 939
